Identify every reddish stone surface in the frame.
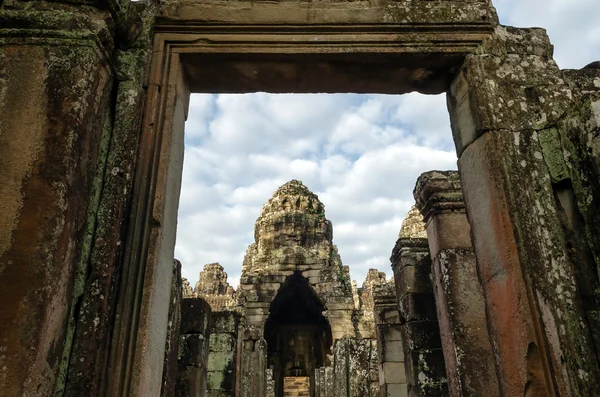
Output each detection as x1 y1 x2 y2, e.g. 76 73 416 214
414 171 500 397
0 39 112 396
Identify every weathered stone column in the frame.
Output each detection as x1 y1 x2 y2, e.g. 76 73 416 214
267 368 276 397
315 366 334 397
372 281 408 397
161 260 184 396
206 311 242 397
391 238 448 397
414 171 499 397
176 298 212 397
449 26 600 395
0 3 115 396
331 338 377 397
239 330 268 397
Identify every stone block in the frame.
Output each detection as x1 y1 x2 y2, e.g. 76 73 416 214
402 321 442 351
207 371 225 390
208 333 235 353
382 362 406 384
176 366 208 397
382 341 404 363
395 266 433 300
378 307 401 324
425 213 472 258
302 269 321 279
449 27 573 155
379 324 403 343
386 383 408 397
245 314 267 326
398 293 437 323
405 349 447 395
179 334 208 367
181 298 212 334
207 350 233 372
210 311 242 334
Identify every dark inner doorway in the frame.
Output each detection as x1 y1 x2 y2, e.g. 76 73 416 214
265 272 333 397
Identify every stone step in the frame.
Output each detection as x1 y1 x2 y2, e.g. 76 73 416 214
283 376 310 397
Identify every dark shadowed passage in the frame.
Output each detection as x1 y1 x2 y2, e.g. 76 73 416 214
265 273 333 397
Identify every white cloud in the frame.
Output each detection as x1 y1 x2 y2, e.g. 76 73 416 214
176 93 457 286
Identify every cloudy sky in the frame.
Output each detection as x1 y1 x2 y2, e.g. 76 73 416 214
175 0 600 288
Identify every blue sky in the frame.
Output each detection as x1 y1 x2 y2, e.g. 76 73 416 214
176 0 600 288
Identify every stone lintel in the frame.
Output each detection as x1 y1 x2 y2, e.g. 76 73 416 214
414 170 464 225
154 2 498 95
160 1 498 27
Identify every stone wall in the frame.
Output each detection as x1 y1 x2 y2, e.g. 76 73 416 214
558 66 600 361
0 3 115 395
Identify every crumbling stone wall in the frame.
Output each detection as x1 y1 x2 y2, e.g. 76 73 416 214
315 338 377 397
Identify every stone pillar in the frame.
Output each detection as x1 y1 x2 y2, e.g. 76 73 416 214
176 298 212 397
206 311 242 397
239 331 268 397
391 238 447 397
0 3 115 396
324 367 334 397
449 26 600 395
161 260 184 396
332 340 349 397
414 171 499 397
267 368 276 397
372 282 408 397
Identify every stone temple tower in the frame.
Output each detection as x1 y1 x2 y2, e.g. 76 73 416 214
238 180 367 397
199 180 383 397
239 179 356 337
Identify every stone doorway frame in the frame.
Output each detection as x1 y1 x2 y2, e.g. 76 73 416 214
108 2 572 396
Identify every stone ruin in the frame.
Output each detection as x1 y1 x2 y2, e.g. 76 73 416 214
1 0 600 396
